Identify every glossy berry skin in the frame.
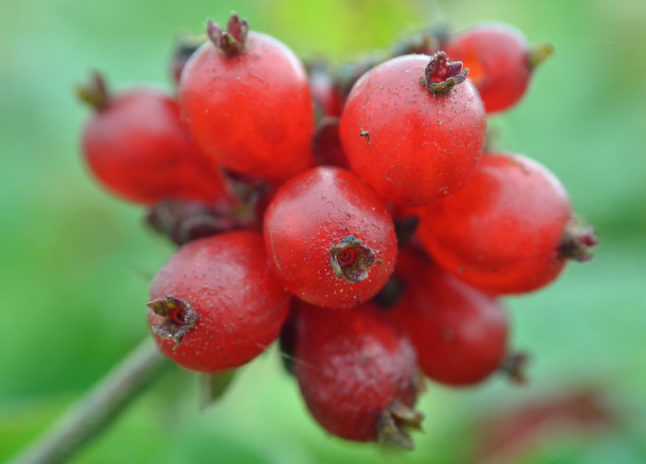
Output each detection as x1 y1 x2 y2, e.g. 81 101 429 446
447 24 535 114
147 231 291 373
82 89 228 205
340 54 486 206
388 251 507 386
415 153 572 295
179 31 315 181
293 301 422 446
263 167 397 309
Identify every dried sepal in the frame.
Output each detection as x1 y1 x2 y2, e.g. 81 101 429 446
422 51 469 95
378 401 424 450
329 235 377 283
500 350 530 385
206 12 249 56
559 220 599 262
147 295 198 349
76 71 110 111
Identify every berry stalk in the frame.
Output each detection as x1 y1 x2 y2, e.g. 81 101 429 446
8 339 168 464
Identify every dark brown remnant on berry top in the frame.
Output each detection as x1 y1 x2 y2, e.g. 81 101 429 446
378 400 425 450
207 12 249 56
499 350 530 385
559 221 599 262
76 72 110 111
147 295 198 349
422 51 469 95
329 235 376 283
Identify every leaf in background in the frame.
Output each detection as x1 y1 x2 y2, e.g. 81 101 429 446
201 370 236 409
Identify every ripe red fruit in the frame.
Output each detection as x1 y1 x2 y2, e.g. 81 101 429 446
414 153 597 295
293 301 423 449
179 13 314 181
147 231 291 373
312 117 349 168
79 74 229 205
263 167 397 309
340 52 486 205
446 23 553 114
307 60 343 118
388 251 508 386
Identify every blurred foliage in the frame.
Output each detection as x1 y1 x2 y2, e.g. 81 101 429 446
1 0 645 462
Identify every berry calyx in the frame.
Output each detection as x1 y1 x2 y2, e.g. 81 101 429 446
147 295 198 348
329 235 376 282
378 401 424 450
559 222 599 262
422 51 468 95
527 42 555 70
76 72 110 111
206 12 249 56
499 351 530 385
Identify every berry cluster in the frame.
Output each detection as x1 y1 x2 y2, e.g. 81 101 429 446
78 14 597 449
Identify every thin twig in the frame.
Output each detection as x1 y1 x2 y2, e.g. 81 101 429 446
9 338 168 464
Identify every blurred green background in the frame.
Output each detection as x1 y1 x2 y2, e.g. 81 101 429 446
1 0 645 462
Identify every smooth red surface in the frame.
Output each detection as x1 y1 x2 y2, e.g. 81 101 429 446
447 24 531 114
263 167 397 308
416 153 572 294
82 89 229 205
293 301 419 442
389 251 507 386
340 54 486 206
148 231 291 373
180 31 315 181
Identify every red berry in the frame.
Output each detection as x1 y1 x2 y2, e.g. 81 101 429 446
446 23 553 114
293 301 423 448
307 60 343 118
415 153 597 294
312 117 350 169
388 251 508 386
179 13 314 181
263 167 397 309
79 74 229 205
340 52 486 205
147 231 291 373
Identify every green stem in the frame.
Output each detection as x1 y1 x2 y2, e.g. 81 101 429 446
9 338 168 464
